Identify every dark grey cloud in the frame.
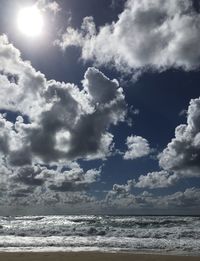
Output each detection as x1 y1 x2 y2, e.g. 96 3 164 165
10 166 44 186
56 0 200 72
0 36 126 166
83 67 119 104
8 147 32 166
0 162 101 207
27 67 126 162
0 115 9 155
0 35 127 207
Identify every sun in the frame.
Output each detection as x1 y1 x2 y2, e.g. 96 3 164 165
17 6 44 37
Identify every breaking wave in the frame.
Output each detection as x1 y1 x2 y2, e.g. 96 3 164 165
0 215 199 254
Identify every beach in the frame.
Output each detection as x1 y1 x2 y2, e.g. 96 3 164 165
0 252 199 261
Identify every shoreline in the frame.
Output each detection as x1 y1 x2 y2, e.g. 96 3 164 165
0 252 199 261
0 247 200 255
0 248 200 255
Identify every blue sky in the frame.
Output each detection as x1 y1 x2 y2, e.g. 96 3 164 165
0 0 200 215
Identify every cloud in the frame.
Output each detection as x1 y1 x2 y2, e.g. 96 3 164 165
104 180 137 208
135 96 200 189
123 135 150 160
0 35 126 165
105 180 136 208
130 106 140 115
0 35 45 116
159 97 200 178
160 187 200 208
0 34 127 207
56 0 200 72
135 170 178 189
37 0 61 14
45 1 60 14
38 166 101 192
112 180 134 194
110 0 126 10
0 161 101 207
104 181 200 210
10 165 44 186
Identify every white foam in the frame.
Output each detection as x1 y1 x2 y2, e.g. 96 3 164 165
0 215 199 254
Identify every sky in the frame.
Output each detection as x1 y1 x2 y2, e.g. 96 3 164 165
0 0 200 215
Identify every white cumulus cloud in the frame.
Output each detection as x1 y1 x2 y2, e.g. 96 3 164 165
159 97 200 178
123 135 150 160
135 170 178 189
56 0 200 73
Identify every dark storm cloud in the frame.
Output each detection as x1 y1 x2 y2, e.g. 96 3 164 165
56 0 200 72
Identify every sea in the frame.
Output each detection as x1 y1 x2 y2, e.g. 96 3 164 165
0 215 199 255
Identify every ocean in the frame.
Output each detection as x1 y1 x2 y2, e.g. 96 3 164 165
0 215 199 255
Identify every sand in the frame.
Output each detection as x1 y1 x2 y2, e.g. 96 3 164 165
0 252 199 261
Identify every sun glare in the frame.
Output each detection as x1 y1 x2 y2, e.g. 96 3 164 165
17 6 44 37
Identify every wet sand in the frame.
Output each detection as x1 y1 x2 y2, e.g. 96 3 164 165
0 252 199 261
